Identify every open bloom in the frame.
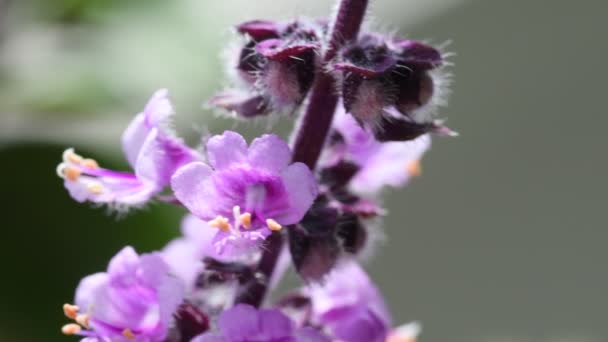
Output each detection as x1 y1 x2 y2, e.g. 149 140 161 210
61 246 184 342
171 131 317 255
56 89 199 208
334 33 454 141
321 107 431 194
192 304 329 342
307 261 391 342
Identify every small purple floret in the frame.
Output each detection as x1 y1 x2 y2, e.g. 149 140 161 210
171 131 317 256
192 304 330 342
57 89 199 208
72 246 184 342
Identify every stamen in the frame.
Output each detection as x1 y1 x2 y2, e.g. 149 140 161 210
122 328 135 340
266 218 282 231
64 167 82 181
88 183 104 194
63 148 83 164
75 314 90 329
406 160 422 177
62 303 79 320
61 323 81 335
82 158 99 169
208 216 231 232
239 212 252 229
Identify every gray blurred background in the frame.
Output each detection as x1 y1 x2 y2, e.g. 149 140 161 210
1 0 606 341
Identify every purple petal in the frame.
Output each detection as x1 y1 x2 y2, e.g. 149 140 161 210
276 163 318 224
121 113 149 169
257 309 295 339
191 333 225 342
237 20 282 40
218 304 260 340
209 91 269 118
121 89 173 168
350 134 431 194
247 134 292 172
138 253 170 289
171 162 216 220
334 54 396 77
75 272 108 312
162 237 203 291
396 40 442 69
157 272 186 331
295 327 331 342
107 246 140 280
206 131 248 170
256 39 317 61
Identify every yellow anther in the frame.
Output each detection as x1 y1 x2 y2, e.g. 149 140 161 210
61 323 82 335
62 304 79 320
63 148 82 164
64 167 82 181
88 183 104 194
239 212 252 229
122 328 135 340
67 153 83 164
406 160 422 177
387 336 416 342
209 216 231 232
76 314 90 329
266 218 282 231
82 158 99 169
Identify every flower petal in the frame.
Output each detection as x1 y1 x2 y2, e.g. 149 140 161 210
247 134 291 172
121 113 148 169
75 272 108 312
276 162 318 224
171 162 216 220
206 131 248 170
218 304 260 340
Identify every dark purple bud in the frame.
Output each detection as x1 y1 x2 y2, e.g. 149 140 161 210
319 160 359 190
237 20 282 40
211 19 322 118
208 91 268 118
336 213 367 254
288 197 341 282
174 303 209 342
394 70 435 113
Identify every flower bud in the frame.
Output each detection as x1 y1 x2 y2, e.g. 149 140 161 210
211 19 324 118
334 33 453 141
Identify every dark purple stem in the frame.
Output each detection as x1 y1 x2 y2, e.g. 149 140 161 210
237 0 369 307
291 0 369 169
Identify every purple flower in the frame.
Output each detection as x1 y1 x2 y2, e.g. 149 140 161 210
192 304 329 342
56 89 199 208
307 261 391 342
321 107 431 194
334 34 455 141
61 246 184 342
209 20 323 118
171 131 317 256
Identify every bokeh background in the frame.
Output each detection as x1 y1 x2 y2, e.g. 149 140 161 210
1 0 606 341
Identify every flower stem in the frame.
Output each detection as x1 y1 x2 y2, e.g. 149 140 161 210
292 0 369 169
237 0 369 307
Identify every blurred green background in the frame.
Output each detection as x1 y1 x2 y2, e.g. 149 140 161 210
1 0 606 341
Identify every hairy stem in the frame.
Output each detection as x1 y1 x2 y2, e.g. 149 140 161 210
237 0 369 307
